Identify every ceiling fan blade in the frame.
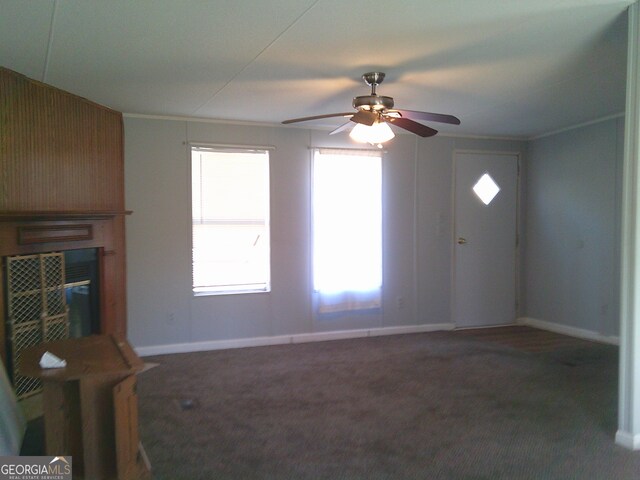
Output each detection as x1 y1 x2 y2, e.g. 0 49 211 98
329 122 353 135
396 109 460 125
387 117 438 137
350 110 377 126
282 112 353 124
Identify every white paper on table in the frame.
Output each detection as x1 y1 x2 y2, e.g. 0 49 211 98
39 351 67 369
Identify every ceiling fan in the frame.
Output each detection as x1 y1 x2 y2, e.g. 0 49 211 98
282 72 460 143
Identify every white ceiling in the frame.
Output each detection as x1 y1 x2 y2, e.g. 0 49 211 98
0 0 633 138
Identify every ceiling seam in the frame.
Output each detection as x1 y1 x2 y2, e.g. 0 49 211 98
41 0 59 83
528 111 625 141
461 56 623 132
421 0 616 127
190 0 322 116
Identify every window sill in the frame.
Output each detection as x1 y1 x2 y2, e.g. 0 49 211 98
193 288 270 297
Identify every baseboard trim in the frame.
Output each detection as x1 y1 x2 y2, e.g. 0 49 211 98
517 317 619 345
134 323 455 357
615 430 640 450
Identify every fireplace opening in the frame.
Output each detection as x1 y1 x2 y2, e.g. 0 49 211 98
64 248 100 338
4 248 100 399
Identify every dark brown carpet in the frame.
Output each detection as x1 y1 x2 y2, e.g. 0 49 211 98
456 325 600 353
138 329 640 479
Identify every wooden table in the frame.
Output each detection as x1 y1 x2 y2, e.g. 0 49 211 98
19 335 150 479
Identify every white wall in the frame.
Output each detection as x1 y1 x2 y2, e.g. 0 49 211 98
124 116 524 350
523 117 624 338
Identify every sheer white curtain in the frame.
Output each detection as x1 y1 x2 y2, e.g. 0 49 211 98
312 148 382 314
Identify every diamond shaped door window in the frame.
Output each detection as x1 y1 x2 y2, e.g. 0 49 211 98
473 173 500 205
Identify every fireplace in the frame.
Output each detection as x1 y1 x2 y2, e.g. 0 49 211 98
3 248 101 398
0 213 129 401
1 67 129 403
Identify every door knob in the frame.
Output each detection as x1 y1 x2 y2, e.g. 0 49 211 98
457 237 467 245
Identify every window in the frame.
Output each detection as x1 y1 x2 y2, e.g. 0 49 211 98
312 149 382 314
191 146 270 295
473 173 501 205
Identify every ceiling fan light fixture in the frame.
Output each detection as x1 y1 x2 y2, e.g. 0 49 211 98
282 72 460 139
349 120 395 145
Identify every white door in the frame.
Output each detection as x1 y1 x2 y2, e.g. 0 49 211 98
453 152 518 328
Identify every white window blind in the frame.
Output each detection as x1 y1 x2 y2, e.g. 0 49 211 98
191 146 270 295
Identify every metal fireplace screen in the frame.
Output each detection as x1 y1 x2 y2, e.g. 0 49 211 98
6 253 69 399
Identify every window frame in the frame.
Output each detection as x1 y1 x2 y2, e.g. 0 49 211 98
190 143 272 297
311 147 384 314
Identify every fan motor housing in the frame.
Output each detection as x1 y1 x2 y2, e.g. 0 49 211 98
353 95 394 111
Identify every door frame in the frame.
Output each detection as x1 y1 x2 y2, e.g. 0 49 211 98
451 149 522 329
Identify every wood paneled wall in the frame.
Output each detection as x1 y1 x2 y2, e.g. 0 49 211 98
0 67 128 365
0 67 124 211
